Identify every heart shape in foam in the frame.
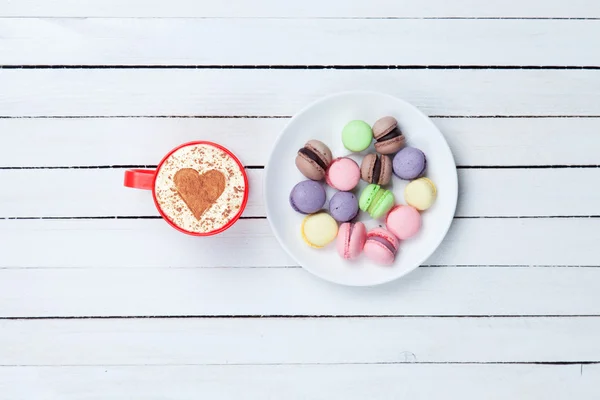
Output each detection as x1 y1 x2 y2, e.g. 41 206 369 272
173 168 226 219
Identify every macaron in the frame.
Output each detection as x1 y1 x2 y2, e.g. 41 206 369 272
326 157 360 191
359 184 395 219
372 116 406 154
296 140 333 181
336 222 367 260
360 153 392 185
363 228 399 265
289 180 326 214
329 191 359 222
342 120 373 152
405 178 437 211
393 147 427 180
301 212 339 249
386 205 422 239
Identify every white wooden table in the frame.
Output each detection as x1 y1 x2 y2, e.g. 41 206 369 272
1 1 599 398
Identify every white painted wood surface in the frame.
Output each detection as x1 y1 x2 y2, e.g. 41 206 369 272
2 365 598 400
1 118 599 167
2 168 600 217
2 218 599 267
2 19 599 65
3 0 600 18
1 266 600 316
2 69 600 116
0 1 599 398
4 318 600 363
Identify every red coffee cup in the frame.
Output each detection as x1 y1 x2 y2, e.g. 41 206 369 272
124 141 249 236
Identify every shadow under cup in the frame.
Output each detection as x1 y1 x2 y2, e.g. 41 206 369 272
124 141 249 236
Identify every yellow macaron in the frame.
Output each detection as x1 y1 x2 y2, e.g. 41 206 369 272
404 177 437 211
301 212 338 248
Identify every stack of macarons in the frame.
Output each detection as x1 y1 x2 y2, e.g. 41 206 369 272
289 116 438 266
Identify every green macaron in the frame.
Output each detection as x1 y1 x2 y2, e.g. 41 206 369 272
342 120 373 152
359 184 395 219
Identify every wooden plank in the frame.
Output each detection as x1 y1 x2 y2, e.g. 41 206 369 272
1 117 599 167
2 0 599 18
1 364 596 399
0 265 599 316
0 118 282 167
1 69 599 117
0 219 294 268
1 218 598 268
0 168 265 218
2 318 599 364
2 19 599 66
1 168 599 218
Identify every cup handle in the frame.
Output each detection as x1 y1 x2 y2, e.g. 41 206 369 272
124 169 156 190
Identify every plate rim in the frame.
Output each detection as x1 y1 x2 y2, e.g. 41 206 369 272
264 90 458 286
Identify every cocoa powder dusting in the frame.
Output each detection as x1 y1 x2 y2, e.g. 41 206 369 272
154 144 246 233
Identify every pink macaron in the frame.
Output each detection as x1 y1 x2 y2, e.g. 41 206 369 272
336 222 367 260
326 157 360 191
386 205 422 240
363 228 399 265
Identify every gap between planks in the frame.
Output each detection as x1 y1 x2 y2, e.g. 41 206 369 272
0 265 596 270
0 361 598 367
2 314 600 320
2 65 600 70
1 216 600 220
1 165 600 170
2 17 600 20
2 115 600 119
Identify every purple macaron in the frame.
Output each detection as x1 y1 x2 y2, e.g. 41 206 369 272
392 147 427 180
289 180 326 214
329 191 359 222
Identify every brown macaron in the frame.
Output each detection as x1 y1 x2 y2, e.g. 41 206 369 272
295 140 333 180
372 116 406 155
360 153 392 185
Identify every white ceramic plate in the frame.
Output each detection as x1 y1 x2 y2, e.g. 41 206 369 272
264 91 458 286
